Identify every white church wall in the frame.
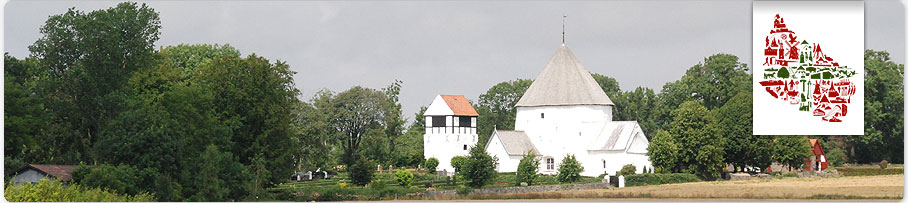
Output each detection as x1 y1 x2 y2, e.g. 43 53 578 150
485 132 528 173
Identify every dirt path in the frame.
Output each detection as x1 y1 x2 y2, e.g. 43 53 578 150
455 174 904 201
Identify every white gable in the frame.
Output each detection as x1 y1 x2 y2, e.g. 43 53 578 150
424 95 454 116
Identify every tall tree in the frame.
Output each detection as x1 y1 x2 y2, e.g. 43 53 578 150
713 91 773 172
197 54 300 185
660 54 750 117
655 101 725 180
329 86 390 165
850 50 904 163
475 79 533 146
28 2 162 162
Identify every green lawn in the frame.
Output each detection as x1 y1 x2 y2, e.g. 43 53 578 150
267 171 601 201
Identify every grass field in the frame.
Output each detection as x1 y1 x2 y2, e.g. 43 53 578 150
451 174 904 201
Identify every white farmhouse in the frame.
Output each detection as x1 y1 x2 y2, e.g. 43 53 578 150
423 95 479 175
485 45 653 177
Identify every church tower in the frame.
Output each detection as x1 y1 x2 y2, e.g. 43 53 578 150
423 95 479 175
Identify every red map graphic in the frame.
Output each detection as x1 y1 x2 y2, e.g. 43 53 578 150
759 14 857 122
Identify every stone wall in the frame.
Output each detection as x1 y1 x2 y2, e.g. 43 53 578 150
423 182 610 197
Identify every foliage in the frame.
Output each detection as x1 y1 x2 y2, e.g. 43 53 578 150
827 147 848 167
648 130 679 173
714 92 773 172
851 50 904 164
451 156 468 173
5 178 154 202
349 158 375 186
328 86 392 165
27 2 162 163
394 170 415 186
772 136 812 171
462 146 498 188
835 167 903 176
653 101 725 180
556 154 584 183
617 164 637 176
624 173 701 187
610 87 664 138
475 79 533 147
516 152 540 186
425 158 439 172
880 160 889 169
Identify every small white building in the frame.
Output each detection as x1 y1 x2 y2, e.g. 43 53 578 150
485 45 653 177
423 95 479 175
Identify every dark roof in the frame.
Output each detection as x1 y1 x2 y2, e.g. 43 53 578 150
15 164 79 181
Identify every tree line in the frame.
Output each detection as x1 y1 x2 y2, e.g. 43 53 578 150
472 53 904 180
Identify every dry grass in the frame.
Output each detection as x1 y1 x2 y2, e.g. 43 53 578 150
440 174 904 201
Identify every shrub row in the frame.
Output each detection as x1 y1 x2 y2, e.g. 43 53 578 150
835 167 904 176
624 173 701 187
4 179 155 202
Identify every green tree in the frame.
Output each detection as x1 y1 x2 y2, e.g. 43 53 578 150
328 86 390 166
516 151 540 186
4 54 53 169
713 91 773 172
349 158 374 186
451 156 468 173
826 147 848 167
556 154 584 183
661 54 750 110
647 130 679 173
197 54 300 185
612 87 664 138
475 79 533 147
28 2 162 163
617 164 637 176
772 136 812 171
425 157 439 172
462 146 498 188
668 101 725 180
850 50 904 163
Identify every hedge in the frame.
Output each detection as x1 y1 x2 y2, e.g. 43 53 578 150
624 173 701 187
836 167 904 176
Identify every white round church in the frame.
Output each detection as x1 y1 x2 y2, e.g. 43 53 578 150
423 44 653 177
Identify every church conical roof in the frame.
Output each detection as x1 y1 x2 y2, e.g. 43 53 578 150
516 45 614 107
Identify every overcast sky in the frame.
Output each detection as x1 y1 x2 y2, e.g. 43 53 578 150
5 0 905 122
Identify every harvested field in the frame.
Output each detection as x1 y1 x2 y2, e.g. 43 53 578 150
453 174 904 201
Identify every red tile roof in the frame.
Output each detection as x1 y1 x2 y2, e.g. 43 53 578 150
17 164 79 181
440 95 479 116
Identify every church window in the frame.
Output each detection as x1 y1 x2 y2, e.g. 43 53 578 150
541 113 545 119
432 116 446 127
546 158 555 170
463 145 468 150
602 160 607 169
459 116 471 127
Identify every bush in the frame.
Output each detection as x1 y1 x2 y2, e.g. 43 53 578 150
826 147 847 167
462 146 498 188
394 170 414 186
425 158 439 172
556 154 584 183
880 160 889 169
349 159 375 186
624 173 701 187
4 178 154 202
617 164 637 176
837 167 903 176
516 152 540 186
450 156 468 173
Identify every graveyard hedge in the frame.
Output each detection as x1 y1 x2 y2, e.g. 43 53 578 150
835 167 903 176
624 173 701 187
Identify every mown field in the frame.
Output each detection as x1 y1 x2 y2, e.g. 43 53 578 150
455 174 904 201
